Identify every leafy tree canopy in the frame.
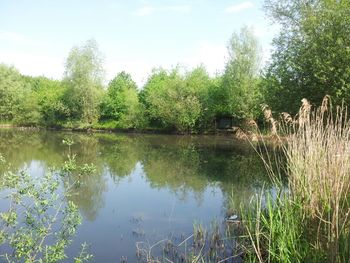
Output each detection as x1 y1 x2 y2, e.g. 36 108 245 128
263 0 350 113
63 39 105 124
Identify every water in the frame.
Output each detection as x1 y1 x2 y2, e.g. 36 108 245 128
0 129 271 262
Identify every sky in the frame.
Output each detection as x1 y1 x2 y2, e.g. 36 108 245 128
0 0 279 86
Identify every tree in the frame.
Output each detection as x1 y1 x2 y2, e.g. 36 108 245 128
263 0 350 113
222 26 262 120
100 72 143 128
184 65 220 130
0 64 40 125
0 64 24 122
24 76 68 125
13 86 41 125
63 39 104 124
141 68 202 132
139 68 169 128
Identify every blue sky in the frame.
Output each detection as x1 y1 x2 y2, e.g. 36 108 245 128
0 0 279 85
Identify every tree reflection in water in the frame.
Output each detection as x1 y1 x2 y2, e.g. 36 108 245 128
0 129 272 222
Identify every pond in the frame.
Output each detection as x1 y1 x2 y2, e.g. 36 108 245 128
0 129 272 262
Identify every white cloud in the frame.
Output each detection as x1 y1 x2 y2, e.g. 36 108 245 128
0 30 64 78
0 30 43 47
224 1 254 14
133 6 156 16
0 30 25 42
105 58 155 87
180 41 227 75
165 5 190 13
0 51 64 79
133 5 190 16
105 41 227 88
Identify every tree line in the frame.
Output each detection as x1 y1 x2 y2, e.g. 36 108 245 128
0 0 349 133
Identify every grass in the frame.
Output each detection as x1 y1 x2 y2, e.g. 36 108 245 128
0 120 14 126
243 96 350 263
91 120 118 130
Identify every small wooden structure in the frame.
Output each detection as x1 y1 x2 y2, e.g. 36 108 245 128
215 115 234 130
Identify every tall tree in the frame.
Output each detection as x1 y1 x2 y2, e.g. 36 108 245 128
100 71 143 128
63 39 104 124
28 76 68 125
141 68 202 132
0 64 24 122
263 0 350 113
184 65 216 130
222 26 261 119
0 64 40 124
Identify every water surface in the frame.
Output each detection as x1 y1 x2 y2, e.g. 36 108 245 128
0 129 270 262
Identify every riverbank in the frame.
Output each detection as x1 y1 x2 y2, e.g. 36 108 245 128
0 123 213 135
0 123 277 143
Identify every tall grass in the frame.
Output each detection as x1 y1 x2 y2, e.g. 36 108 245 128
244 96 350 263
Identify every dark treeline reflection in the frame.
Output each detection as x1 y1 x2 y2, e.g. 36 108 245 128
0 129 271 220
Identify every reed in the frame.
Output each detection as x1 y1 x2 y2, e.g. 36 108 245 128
245 96 350 263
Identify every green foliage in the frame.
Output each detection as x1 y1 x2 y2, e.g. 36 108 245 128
30 76 69 125
13 88 41 126
0 64 24 121
0 147 93 262
0 64 40 125
100 72 145 129
63 39 104 125
92 120 118 130
141 67 208 132
221 27 262 119
262 0 350 113
0 30 266 131
184 65 218 130
242 191 325 263
0 67 69 126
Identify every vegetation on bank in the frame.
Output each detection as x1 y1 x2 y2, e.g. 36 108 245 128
1 97 349 263
1 0 349 134
0 0 349 260
132 99 350 263
242 97 350 263
0 27 261 134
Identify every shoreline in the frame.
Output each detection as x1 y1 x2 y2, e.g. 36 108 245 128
0 123 228 135
0 124 279 143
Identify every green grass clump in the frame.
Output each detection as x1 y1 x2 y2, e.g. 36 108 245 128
92 120 118 130
242 191 328 263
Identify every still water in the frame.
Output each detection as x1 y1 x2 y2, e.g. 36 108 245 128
0 129 271 262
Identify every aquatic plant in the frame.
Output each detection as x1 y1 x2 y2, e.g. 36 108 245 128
244 96 350 263
135 220 242 263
